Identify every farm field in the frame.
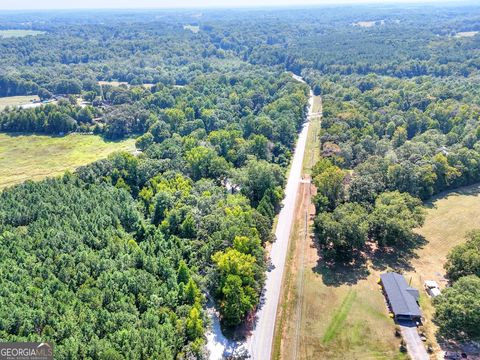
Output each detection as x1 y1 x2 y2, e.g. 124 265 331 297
352 20 384 27
0 95 39 110
98 80 129 87
98 81 155 89
311 95 322 114
0 133 135 189
0 30 45 38
411 184 480 288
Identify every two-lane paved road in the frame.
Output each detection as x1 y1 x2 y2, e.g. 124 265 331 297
246 81 313 360
206 74 313 360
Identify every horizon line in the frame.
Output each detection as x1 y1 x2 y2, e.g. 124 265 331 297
0 0 472 12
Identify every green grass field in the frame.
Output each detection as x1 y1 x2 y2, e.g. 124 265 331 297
0 95 39 110
302 95 322 175
411 184 480 284
311 94 322 114
275 211 406 360
321 288 357 343
405 184 480 354
0 30 45 38
298 271 406 360
0 133 136 189
99 80 129 87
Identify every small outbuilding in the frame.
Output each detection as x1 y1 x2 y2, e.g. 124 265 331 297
380 272 422 321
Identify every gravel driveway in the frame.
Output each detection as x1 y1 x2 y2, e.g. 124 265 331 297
398 320 429 360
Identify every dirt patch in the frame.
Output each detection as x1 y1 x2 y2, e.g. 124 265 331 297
0 95 39 110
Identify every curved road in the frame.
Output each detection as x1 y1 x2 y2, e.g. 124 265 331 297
205 74 313 360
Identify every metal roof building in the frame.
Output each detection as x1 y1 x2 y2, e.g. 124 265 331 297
380 272 422 321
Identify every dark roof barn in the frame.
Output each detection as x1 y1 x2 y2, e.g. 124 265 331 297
381 272 422 320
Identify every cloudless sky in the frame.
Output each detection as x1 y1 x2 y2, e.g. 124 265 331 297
0 0 459 10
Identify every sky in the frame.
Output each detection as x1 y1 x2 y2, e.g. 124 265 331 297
0 0 459 10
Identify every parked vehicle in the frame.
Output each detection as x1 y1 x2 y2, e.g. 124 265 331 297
424 280 441 297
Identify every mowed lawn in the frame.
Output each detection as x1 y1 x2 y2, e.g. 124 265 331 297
311 94 322 114
283 259 406 360
411 184 480 284
0 133 135 189
276 225 407 360
183 25 200 33
405 184 480 354
0 95 39 110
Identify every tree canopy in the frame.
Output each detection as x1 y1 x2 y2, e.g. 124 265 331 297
434 275 480 340
445 231 480 281
2 3 480 354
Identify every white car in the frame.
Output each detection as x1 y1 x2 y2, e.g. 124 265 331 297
424 280 441 297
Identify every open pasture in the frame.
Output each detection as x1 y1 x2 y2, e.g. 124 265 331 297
0 133 135 189
0 30 45 38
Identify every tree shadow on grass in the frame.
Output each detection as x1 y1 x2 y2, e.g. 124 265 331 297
312 233 428 287
313 255 371 287
311 236 370 287
2 131 67 139
370 234 427 273
436 335 480 358
423 183 480 210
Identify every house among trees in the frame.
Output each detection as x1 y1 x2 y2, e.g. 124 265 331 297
380 272 422 322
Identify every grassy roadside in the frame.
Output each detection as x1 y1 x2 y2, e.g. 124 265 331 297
270 94 321 240
273 95 406 360
302 95 322 175
0 133 135 189
272 95 321 358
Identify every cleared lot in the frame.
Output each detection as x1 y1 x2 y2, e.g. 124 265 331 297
0 30 45 38
0 133 135 188
0 95 39 110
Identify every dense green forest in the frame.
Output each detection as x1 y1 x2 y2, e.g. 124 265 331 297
2 4 480 98
0 58 308 358
1 3 480 358
308 71 480 257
